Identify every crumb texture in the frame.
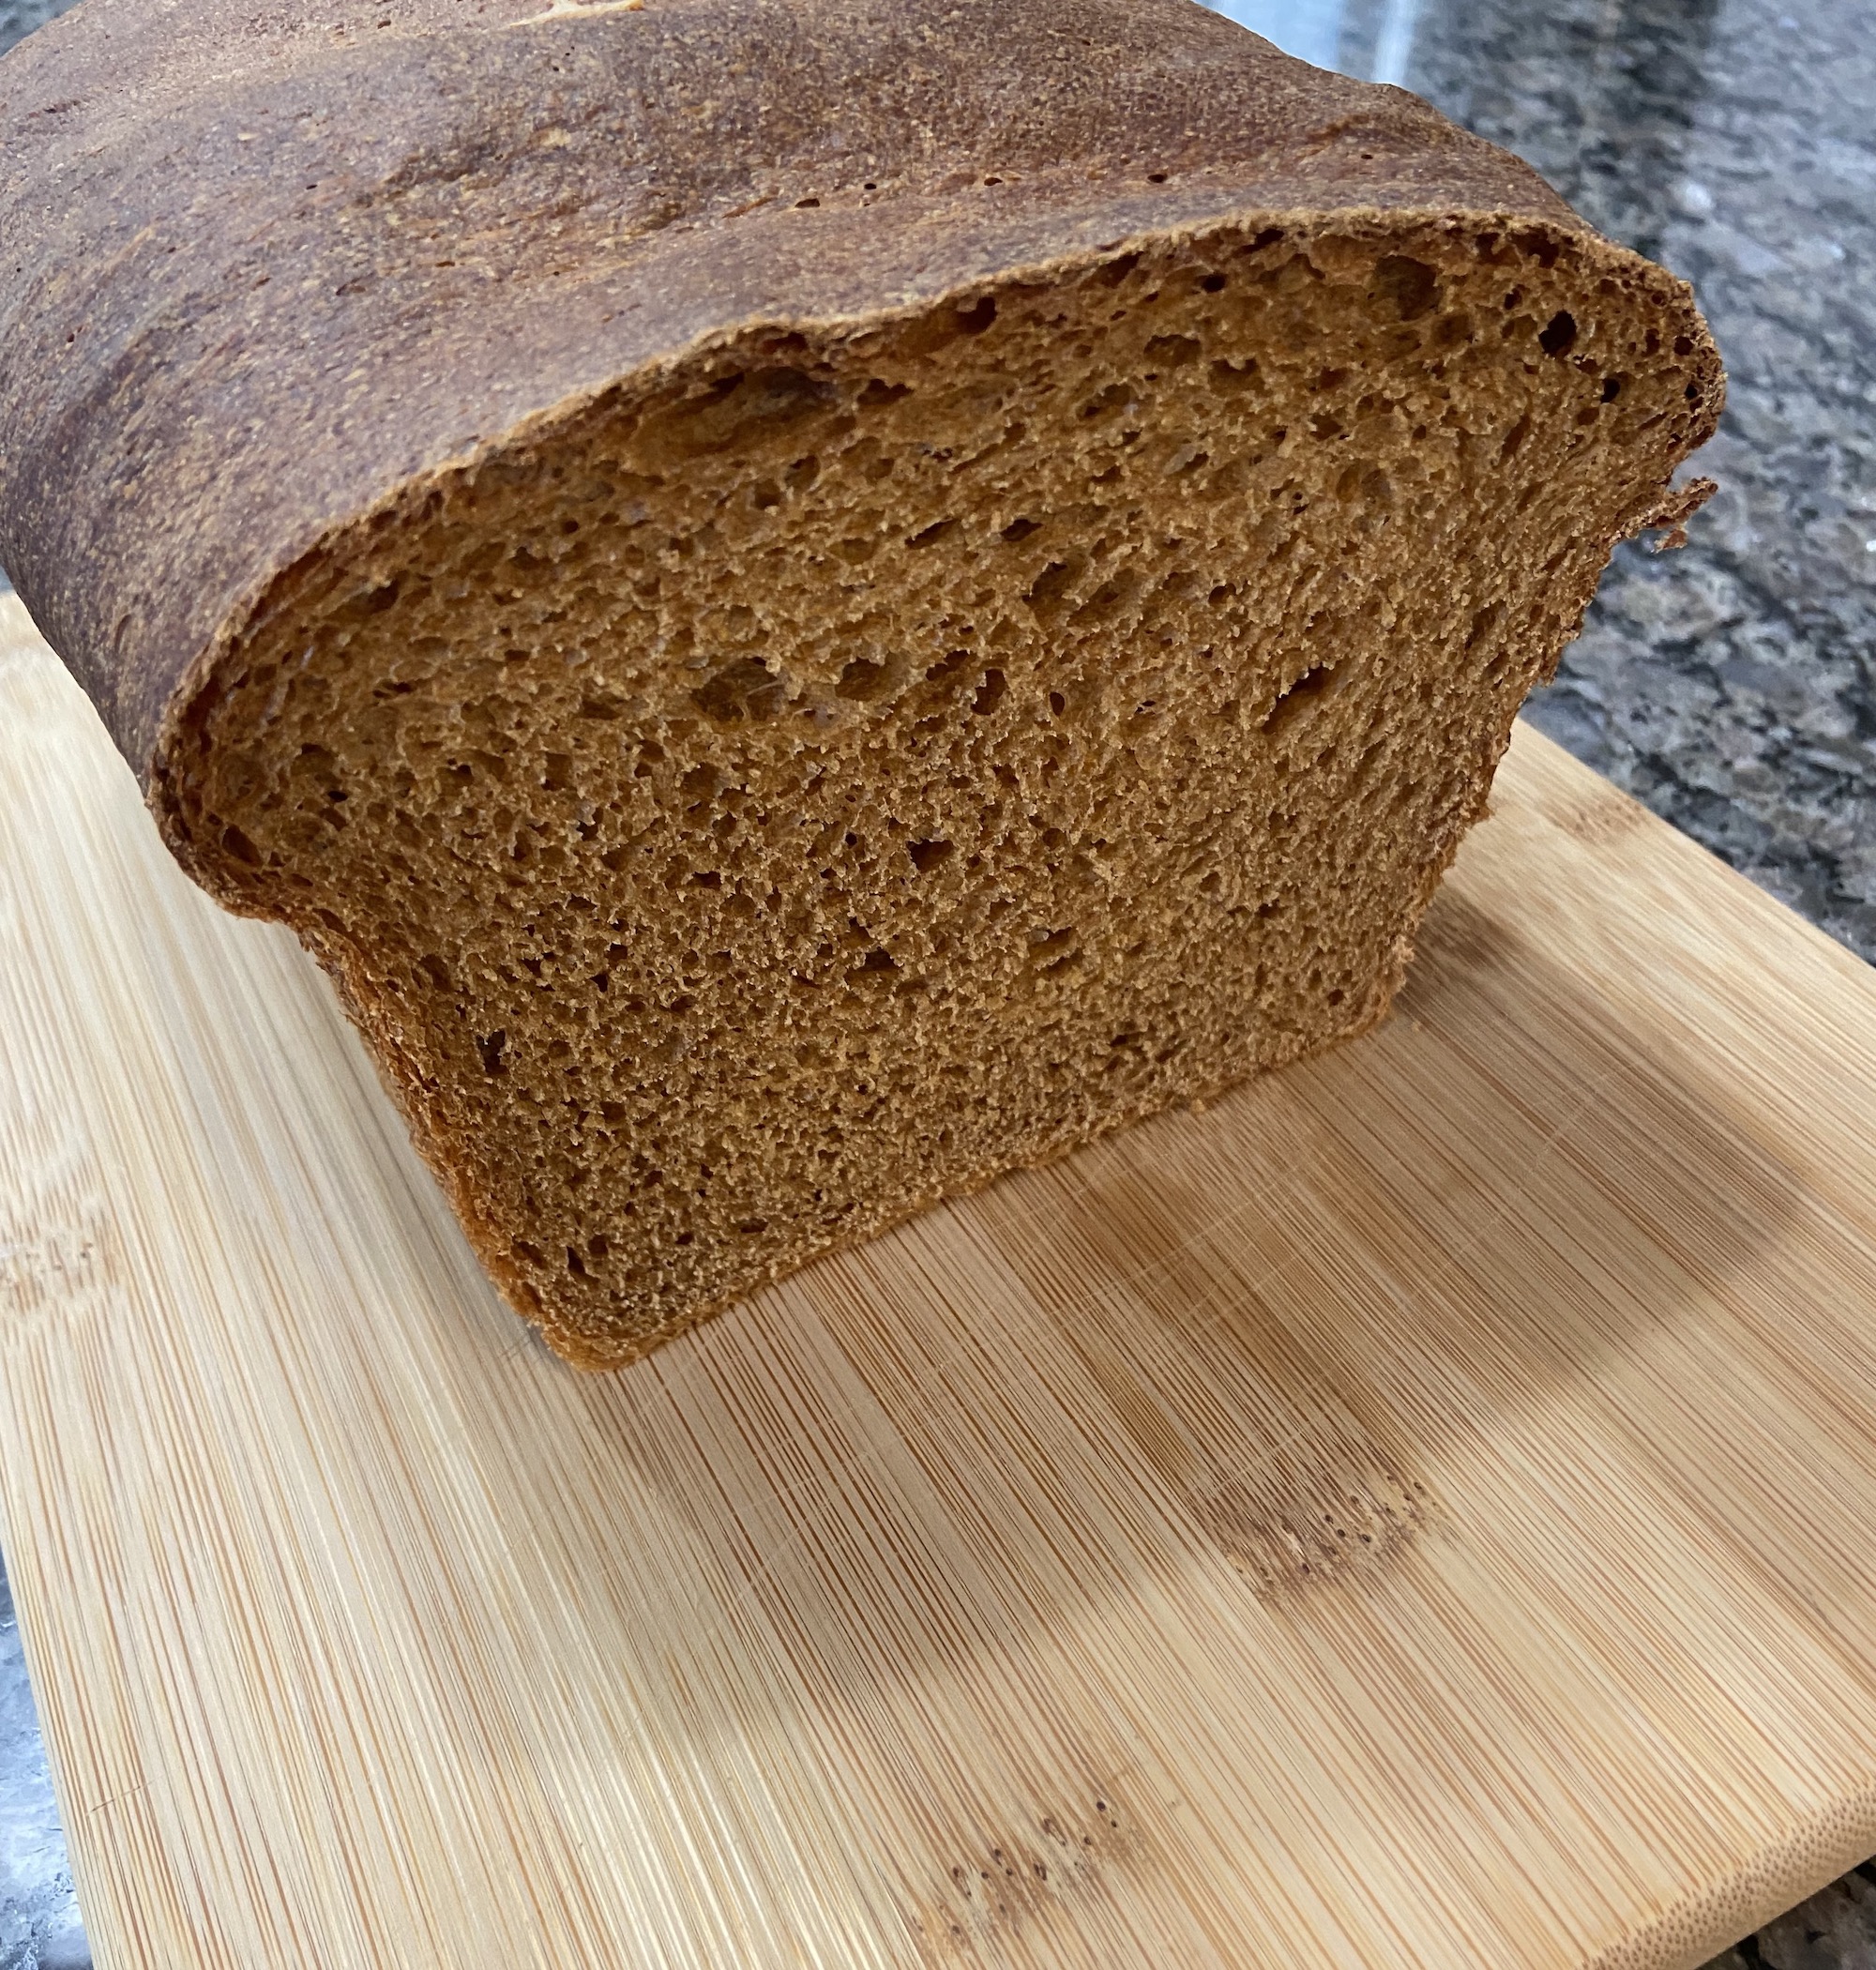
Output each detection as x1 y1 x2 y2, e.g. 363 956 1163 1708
172 221 1717 1364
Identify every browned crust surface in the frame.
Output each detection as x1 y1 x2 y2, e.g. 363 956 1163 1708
0 0 1609 793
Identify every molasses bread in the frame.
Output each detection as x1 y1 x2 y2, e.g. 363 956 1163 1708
0 0 1721 1366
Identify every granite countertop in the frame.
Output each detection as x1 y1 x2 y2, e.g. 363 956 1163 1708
1405 0 1876 968
1 0 1871 1964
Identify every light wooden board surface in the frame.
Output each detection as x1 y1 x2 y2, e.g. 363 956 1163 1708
4 590 1876 1970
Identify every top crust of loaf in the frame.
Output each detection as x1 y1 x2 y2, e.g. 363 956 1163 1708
0 0 1648 810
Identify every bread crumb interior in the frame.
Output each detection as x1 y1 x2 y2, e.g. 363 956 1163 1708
174 220 1710 1365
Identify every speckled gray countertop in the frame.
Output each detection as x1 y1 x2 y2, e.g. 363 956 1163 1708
1405 0 1876 965
1 0 1872 1964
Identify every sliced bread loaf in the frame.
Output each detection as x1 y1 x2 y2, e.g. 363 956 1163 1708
0 0 1721 1366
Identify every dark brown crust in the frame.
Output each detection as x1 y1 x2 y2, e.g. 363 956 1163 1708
0 0 1643 805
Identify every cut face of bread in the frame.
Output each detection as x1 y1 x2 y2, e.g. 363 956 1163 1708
160 219 1717 1366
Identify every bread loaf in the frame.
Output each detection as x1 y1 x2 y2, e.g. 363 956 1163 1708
0 0 1721 1367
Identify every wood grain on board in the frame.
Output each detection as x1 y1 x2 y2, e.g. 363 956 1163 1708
2 591 1875 1970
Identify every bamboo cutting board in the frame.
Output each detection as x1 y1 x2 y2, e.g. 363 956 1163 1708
4 591 1876 1970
